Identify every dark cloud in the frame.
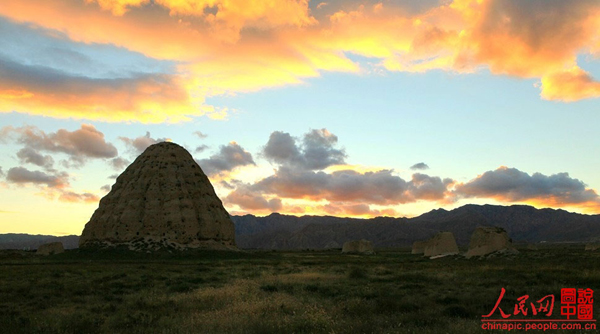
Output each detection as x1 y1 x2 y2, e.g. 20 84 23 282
263 131 302 165
262 128 346 170
250 167 451 205
410 162 429 170
108 174 119 179
454 166 600 205
0 124 111 201
224 185 282 212
0 17 176 82
58 191 99 203
16 147 54 170
193 131 208 139
100 184 111 192
0 54 190 123
309 0 443 20
0 166 4 177
479 0 598 57
302 129 347 170
6 167 69 188
0 53 137 94
110 157 130 170
5 166 100 203
408 173 453 201
221 181 235 190
59 158 85 169
195 144 209 153
197 142 255 176
119 132 168 154
220 179 242 190
1 124 117 167
225 128 450 212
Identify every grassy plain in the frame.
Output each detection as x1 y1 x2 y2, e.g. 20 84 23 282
0 246 599 333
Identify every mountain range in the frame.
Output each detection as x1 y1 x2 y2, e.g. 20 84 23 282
233 204 600 249
2 204 599 250
0 234 79 250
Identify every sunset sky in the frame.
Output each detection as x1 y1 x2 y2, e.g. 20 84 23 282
1 0 600 236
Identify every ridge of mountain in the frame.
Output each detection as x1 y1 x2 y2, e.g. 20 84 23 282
233 204 600 249
0 234 79 250
2 204 599 250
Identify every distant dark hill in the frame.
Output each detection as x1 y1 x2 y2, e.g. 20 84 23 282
232 204 600 249
0 234 79 250
2 204 599 250
413 204 600 243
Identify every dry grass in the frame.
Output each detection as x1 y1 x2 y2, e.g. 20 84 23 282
0 247 599 333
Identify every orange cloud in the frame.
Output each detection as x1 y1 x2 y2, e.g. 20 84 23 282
224 197 400 219
321 203 397 218
326 0 600 100
522 198 600 215
224 186 282 213
0 55 203 123
0 89 34 99
86 0 148 16
57 190 100 203
87 0 316 42
540 66 600 102
0 0 599 124
0 1 355 122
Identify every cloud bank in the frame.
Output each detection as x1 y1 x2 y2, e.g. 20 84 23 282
224 128 456 216
1 124 117 167
6 167 68 188
454 166 600 209
0 124 118 203
222 128 600 216
0 0 598 123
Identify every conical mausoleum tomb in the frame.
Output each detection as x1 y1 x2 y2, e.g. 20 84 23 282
79 142 236 250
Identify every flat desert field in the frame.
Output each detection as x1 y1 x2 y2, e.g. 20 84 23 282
1 247 598 333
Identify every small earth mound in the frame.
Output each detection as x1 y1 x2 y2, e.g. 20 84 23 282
36 242 64 256
465 226 517 258
342 239 374 254
411 240 427 254
423 232 459 258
